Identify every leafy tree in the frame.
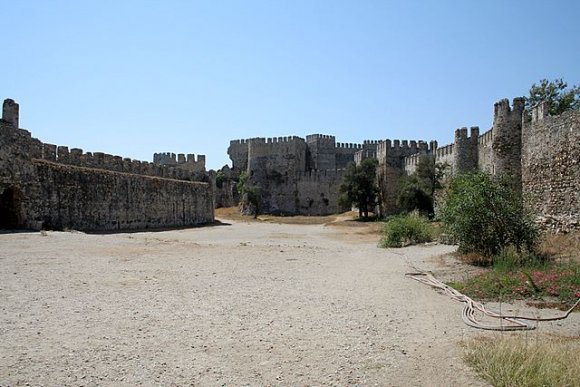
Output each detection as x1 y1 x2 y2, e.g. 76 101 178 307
339 158 379 219
236 171 261 218
397 175 433 215
440 172 539 260
525 78 580 115
397 156 448 216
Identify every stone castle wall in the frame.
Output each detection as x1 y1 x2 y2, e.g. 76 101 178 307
229 134 384 215
522 104 580 231
477 128 494 172
246 136 308 214
0 99 214 231
295 170 344 215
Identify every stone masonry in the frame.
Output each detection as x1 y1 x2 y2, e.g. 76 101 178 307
0 99 214 231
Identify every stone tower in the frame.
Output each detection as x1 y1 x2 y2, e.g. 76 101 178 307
2 99 19 128
453 126 479 174
306 134 336 171
492 97 525 190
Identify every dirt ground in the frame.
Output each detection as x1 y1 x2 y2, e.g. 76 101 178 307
1 212 579 386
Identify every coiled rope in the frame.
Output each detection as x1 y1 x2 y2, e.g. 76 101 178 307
406 271 580 331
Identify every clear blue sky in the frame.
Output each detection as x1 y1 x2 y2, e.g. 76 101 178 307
3 1 579 169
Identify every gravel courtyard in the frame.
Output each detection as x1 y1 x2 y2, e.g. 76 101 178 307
0 217 545 386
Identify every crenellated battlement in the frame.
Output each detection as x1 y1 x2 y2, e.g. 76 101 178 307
494 97 525 123
454 126 480 140
29 140 206 182
335 142 363 149
363 140 381 145
153 152 206 165
230 138 250 145
435 143 454 158
246 135 304 144
478 128 493 145
306 134 335 142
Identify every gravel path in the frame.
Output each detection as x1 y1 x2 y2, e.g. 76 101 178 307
1 219 496 386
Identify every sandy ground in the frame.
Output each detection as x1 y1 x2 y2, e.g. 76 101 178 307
1 217 578 386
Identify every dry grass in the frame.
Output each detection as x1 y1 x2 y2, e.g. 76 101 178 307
540 231 580 263
463 334 580 387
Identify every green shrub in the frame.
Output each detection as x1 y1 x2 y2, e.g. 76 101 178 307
440 172 539 259
380 212 433 248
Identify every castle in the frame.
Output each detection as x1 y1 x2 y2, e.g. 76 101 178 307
225 98 579 231
1 96 578 232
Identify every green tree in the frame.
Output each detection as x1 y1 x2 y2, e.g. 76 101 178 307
397 175 433 215
339 158 379 219
525 78 580 115
440 172 539 260
397 156 448 216
236 171 261 218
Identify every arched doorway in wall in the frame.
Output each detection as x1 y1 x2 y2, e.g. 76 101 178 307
0 186 23 229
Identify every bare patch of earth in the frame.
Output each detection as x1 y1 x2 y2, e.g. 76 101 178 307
1 215 578 386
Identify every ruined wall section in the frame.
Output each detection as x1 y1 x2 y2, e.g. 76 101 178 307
522 104 580 231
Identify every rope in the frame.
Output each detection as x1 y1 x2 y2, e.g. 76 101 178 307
406 271 580 331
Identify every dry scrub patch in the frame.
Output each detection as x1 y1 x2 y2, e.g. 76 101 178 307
463 334 580 387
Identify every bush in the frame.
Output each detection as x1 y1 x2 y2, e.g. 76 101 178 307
380 212 433 248
440 172 539 259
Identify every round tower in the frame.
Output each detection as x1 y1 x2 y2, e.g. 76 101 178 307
491 97 525 190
